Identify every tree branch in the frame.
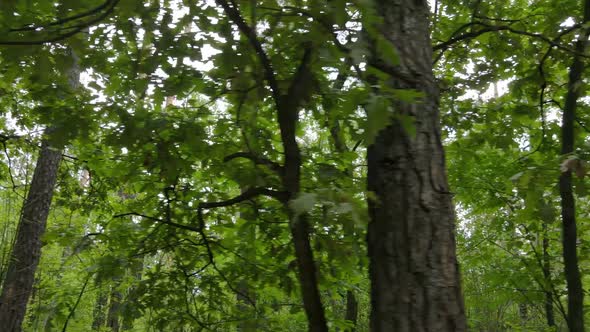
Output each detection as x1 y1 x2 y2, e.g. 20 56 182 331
0 0 120 45
9 0 116 32
216 0 281 108
200 186 287 209
113 212 201 233
223 152 284 175
433 21 583 56
286 41 314 106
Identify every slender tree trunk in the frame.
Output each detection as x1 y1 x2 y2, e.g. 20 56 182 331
218 2 328 330
92 286 108 330
344 290 358 331
0 140 62 331
366 1 466 331
542 223 555 327
106 284 122 332
121 257 144 331
278 61 328 332
325 73 359 331
236 189 258 332
558 2 589 331
42 248 71 331
61 274 90 332
518 303 528 324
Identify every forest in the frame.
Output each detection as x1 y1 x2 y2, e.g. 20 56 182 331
0 0 588 331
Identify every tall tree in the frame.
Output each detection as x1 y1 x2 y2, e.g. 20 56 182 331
0 139 63 331
366 1 467 330
215 1 328 330
0 49 80 331
559 0 590 330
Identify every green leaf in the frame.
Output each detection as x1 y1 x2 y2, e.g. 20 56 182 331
364 94 392 145
374 34 399 66
396 114 416 137
289 192 318 216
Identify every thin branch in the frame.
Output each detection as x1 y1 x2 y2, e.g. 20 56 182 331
61 273 92 332
0 0 120 45
113 212 201 233
195 205 258 310
0 133 21 142
516 25 579 162
223 152 283 175
200 187 287 209
286 41 314 105
216 0 281 108
433 22 583 56
10 0 116 32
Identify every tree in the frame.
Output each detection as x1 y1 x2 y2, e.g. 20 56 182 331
0 49 80 331
0 139 63 331
558 0 590 330
366 0 466 330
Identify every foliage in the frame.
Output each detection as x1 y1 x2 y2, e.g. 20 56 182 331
0 0 589 331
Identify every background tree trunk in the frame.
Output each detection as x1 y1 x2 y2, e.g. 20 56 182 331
236 188 258 332
366 1 466 331
106 284 122 332
0 139 62 331
0 46 79 331
92 286 108 331
558 1 589 330
121 257 144 331
542 223 555 327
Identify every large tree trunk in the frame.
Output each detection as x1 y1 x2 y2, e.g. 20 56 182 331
0 139 62 331
558 1 589 331
366 1 466 331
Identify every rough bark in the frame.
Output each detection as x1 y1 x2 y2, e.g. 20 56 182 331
366 1 466 331
558 1 590 330
0 140 62 331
